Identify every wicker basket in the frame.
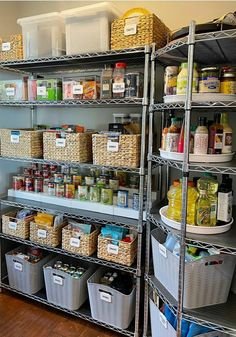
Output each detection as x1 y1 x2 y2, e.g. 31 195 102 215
2 211 35 239
30 221 67 247
62 225 99 256
111 14 170 50
43 132 92 162
97 235 137 266
92 134 141 168
0 129 43 158
0 34 23 61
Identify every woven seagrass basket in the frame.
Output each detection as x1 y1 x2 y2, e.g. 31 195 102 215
0 34 23 61
2 211 34 239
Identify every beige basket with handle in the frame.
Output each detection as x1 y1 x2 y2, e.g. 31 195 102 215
0 34 23 61
2 211 35 239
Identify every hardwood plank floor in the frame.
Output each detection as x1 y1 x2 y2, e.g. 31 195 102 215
0 291 122 337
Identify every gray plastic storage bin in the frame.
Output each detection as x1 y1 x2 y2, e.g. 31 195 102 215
150 299 228 337
151 229 236 309
43 257 94 310
87 267 136 329
5 245 51 294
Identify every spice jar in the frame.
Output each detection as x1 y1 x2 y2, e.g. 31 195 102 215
199 67 220 93
220 67 236 94
164 66 178 95
112 62 126 98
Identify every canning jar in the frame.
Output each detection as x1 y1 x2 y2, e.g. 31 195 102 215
112 62 126 98
199 67 220 93
220 67 236 94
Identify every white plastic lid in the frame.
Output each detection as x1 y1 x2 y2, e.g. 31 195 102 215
113 113 128 117
17 12 63 25
61 2 121 19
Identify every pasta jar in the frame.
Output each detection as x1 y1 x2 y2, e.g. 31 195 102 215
220 67 236 94
199 67 220 93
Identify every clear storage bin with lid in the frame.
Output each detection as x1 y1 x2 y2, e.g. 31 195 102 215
17 12 65 59
61 2 120 55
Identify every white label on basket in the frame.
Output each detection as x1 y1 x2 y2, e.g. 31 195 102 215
2 42 11 51
70 237 80 248
6 87 15 96
10 134 20 143
100 292 112 303
56 138 66 147
14 261 23 272
37 86 46 96
53 275 63 286
107 140 119 152
8 221 17 230
72 84 83 95
37 229 47 238
124 23 137 36
107 244 119 255
112 82 125 93
159 244 167 258
159 312 167 329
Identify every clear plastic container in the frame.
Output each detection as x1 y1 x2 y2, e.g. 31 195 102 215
0 79 28 101
61 2 120 55
113 113 129 124
36 79 62 101
112 62 126 98
17 12 65 59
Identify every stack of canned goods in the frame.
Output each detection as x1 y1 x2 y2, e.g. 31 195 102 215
52 260 86 279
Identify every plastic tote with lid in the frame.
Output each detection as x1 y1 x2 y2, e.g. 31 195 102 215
61 2 120 55
17 12 65 59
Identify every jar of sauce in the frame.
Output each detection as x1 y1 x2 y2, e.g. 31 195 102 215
220 67 236 94
199 67 220 93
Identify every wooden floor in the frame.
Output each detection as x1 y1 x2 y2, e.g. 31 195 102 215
0 291 121 337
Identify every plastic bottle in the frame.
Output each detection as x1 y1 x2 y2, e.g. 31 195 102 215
176 62 199 95
196 190 211 226
209 113 223 154
220 112 233 154
177 118 184 153
189 126 196 153
112 63 126 98
161 115 171 150
194 117 208 155
166 117 180 152
217 174 233 225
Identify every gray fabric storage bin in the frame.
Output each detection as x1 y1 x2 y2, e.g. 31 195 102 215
150 299 228 337
43 257 94 310
151 228 236 309
87 267 136 329
5 245 51 294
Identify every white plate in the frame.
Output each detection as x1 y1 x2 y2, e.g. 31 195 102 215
164 93 236 103
160 205 233 234
159 149 235 163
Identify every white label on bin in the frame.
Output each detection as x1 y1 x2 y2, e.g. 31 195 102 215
159 244 167 258
56 138 66 147
107 140 119 152
70 237 80 248
107 244 119 255
14 261 23 272
72 85 83 95
159 312 168 329
11 134 20 143
100 291 112 303
37 229 47 238
8 221 17 230
53 275 63 286
112 83 125 93
2 42 11 51
37 86 46 96
124 23 137 36
6 87 15 96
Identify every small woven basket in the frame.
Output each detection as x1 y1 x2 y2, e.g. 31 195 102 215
0 34 23 61
111 14 170 50
92 134 141 168
2 211 34 239
62 225 99 256
43 132 92 162
0 129 43 158
97 235 137 266
30 221 67 247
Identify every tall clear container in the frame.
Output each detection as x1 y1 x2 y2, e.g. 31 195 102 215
112 63 126 98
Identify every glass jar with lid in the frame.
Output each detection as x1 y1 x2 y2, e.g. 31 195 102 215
220 67 236 94
199 67 220 93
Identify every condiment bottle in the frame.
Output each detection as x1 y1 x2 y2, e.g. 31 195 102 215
220 112 233 154
166 117 180 152
189 126 196 153
112 62 126 98
194 117 208 155
176 62 198 95
217 174 233 225
161 115 171 150
220 67 236 94
177 118 185 153
196 190 211 226
101 65 113 99
209 113 223 154
164 66 178 95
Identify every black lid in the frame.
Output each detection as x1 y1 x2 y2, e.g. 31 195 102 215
214 112 221 123
198 116 207 126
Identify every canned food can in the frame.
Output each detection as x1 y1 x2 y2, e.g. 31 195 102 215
78 185 89 201
55 183 65 198
65 184 75 199
54 173 64 184
89 185 100 202
61 165 70 174
43 170 51 179
12 176 25 190
132 193 139 210
64 174 72 184
101 188 113 205
54 260 63 269
31 163 39 170
50 165 58 173
25 177 34 192
34 178 43 193
129 174 139 189
109 178 119 192
23 167 33 176
117 190 129 208
96 177 106 189
43 178 50 193
48 182 55 196
85 176 95 186
42 164 50 171
125 72 143 98
34 169 43 178
73 175 82 188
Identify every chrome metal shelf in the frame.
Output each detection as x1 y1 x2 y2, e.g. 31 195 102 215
0 280 135 337
149 153 236 175
0 233 137 274
1 196 139 230
156 28 236 64
146 274 236 336
151 100 236 111
0 155 142 174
